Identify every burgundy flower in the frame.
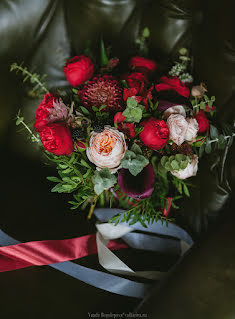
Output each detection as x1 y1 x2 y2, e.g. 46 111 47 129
78 75 123 112
118 164 155 200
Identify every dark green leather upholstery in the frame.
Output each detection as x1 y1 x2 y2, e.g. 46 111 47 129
0 1 234 318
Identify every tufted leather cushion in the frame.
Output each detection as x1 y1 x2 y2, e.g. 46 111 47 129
0 0 234 317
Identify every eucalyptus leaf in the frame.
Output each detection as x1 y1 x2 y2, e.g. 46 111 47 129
127 97 138 108
92 168 117 195
210 125 219 139
121 150 149 176
205 141 212 154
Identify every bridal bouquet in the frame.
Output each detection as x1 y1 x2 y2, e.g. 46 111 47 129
12 33 234 227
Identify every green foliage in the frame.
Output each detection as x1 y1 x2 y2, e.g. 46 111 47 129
121 144 149 176
135 27 150 55
198 122 234 157
172 175 192 197
15 111 40 143
191 94 216 115
100 39 109 67
10 62 48 96
45 152 95 211
108 163 184 227
122 97 145 123
161 154 189 172
92 168 117 195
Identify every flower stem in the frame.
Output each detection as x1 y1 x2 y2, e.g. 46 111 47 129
208 134 235 144
88 195 98 219
16 115 40 143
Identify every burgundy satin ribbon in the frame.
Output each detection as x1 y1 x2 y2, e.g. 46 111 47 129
0 233 128 272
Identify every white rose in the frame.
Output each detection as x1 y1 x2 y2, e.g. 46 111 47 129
171 155 198 180
185 118 199 142
163 105 186 119
167 114 188 145
87 126 127 173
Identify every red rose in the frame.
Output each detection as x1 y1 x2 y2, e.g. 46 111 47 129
140 117 169 150
195 110 210 133
40 123 74 155
34 93 58 131
123 88 142 103
155 76 190 98
122 72 148 94
63 55 95 87
114 112 136 138
114 112 126 124
129 56 157 75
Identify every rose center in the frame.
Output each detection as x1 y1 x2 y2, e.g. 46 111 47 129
94 132 117 155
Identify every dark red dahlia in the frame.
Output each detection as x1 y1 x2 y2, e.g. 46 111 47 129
78 75 123 112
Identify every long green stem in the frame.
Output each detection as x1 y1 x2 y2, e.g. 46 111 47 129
208 134 235 144
16 115 40 143
88 195 98 219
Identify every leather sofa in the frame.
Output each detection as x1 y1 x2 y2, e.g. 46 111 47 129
0 1 234 318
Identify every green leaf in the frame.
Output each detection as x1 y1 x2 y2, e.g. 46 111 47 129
121 80 128 88
80 159 91 168
126 97 138 108
205 140 212 153
131 143 142 155
92 168 117 195
180 160 188 170
142 27 150 38
135 127 144 136
218 134 227 150
171 160 180 170
16 117 24 126
47 176 61 183
100 39 109 67
200 101 206 109
169 155 175 163
80 106 90 116
123 106 143 123
99 104 107 111
121 150 149 176
183 183 190 197
210 125 219 139
175 154 183 162
164 162 172 171
92 106 99 112
72 88 78 94
161 156 168 166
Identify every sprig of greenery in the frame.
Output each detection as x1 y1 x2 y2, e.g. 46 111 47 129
10 62 48 95
15 111 40 143
198 122 234 157
191 94 216 115
169 48 193 82
135 27 150 55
